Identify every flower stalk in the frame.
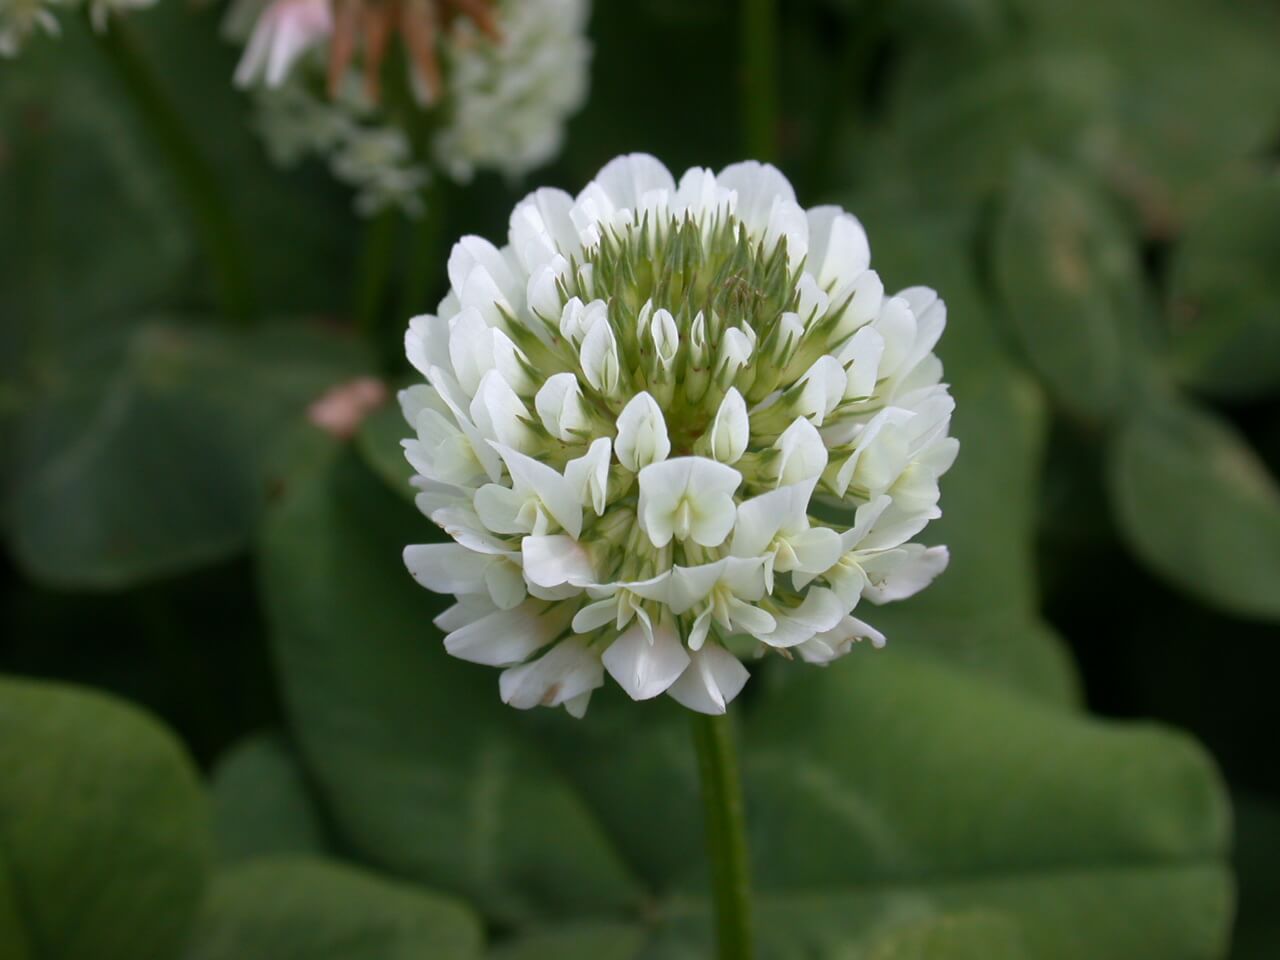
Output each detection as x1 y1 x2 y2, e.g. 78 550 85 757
97 21 256 323
692 710 754 960
741 0 778 162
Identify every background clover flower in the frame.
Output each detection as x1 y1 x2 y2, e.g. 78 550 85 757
225 0 590 217
0 0 153 58
402 153 958 717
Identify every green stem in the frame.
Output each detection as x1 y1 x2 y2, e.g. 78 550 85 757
398 180 449 326
691 711 754 960
354 209 399 355
97 22 256 323
740 0 779 162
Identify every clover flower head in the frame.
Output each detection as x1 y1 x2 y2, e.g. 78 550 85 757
229 0 590 217
0 0 153 58
432 0 590 182
402 154 958 717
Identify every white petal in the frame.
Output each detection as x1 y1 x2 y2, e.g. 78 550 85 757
444 601 571 666
592 153 676 214
521 534 596 589
602 620 690 701
862 544 949 604
474 484 532 535
668 559 731 615
405 314 451 379
760 588 846 648
667 643 750 715
470 370 536 452
708 388 748 464
579 314 621 395
837 325 886 400
448 308 498 395
638 457 742 548
404 543 493 595
491 443 584 539
651 307 679 369
509 187 578 272
535 373 588 441
434 597 494 633
805 206 871 292
795 355 846 426
565 437 612 515
774 417 829 486
499 637 603 711
731 480 812 558
615 392 670 472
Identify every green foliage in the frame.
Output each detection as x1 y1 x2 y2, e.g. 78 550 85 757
211 732 329 863
1108 396 1280 622
3 0 1279 957
7 320 370 589
992 156 1151 424
0 678 211 960
184 858 484 960
1166 174 1280 400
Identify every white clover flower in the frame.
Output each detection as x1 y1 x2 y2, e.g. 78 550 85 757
0 0 152 57
402 154 957 717
432 0 591 182
229 0 590 218
251 67 431 216
232 0 332 89
0 0 63 58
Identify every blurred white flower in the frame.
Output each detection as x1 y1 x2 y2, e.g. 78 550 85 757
252 67 431 216
402 154 957 716
0 0 153 58
233 0 332 89
433 0 591 182
0 0 63 58
228 0 591 218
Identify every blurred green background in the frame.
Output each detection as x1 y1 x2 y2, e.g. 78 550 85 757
2 0 1279 957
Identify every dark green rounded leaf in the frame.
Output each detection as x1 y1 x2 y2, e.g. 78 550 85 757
184 857 482 960
0 676 211 960
1167 174 1280 399
212 732 329 864
1108 396 1280 621
993 155 1149 423
8 320 369 589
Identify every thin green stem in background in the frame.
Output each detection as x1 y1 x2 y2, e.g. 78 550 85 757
741 0 779 162
97 22 256 324
398 180 449 327
354 209 400 360
691 711 754 960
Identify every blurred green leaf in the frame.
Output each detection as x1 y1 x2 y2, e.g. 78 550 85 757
212 732 329 864
356 401 417 501
1231 794 1280 960
878 47 1111 208
0 676 210 960
1107 395 1280 622
490 922 646 959
184 857 482 960
849 911 1029 959
993 155 1150 423
1167 174 1280 400
7 319 369 590
259 435 643 925
1011 0 1280 226
727 654 1230 959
